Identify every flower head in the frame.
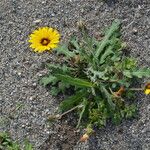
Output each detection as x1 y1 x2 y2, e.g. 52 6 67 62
144 83 150 95
29 27 60 53
114 86 125 97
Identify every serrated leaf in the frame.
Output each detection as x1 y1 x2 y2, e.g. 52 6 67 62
46 63 74 74
100 85 115 110
50 87 59 96
124 104 137 119
122 57 137 70
69 36 80 50
132 68 150 78
58 82 70 93
123 68 150 78
112 112 122 125
56 44 76 58
85 67 106 82
40 76 57 86
55 74 95 88
95 19 121 59
123 70 132 78
100 46 113 64
59 90 87 112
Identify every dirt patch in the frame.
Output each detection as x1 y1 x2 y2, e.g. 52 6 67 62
40 123 80 150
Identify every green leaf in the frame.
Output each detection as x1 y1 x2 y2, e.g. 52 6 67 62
69 36 80 50
100 85 116 110
7 142 20 150
124 104 137 119
24 140 33 150
50 87 59 96
112 112 122 125
122 57 137 70
123 68 150 78
40 76 57 86
58 82 70 93
46 63 74 74
85 67 106 82
132 68 150 78
99 46 113 64
55 44 76 58
55 74 95 88
59 90 87 112
95 19 121 59
123 70 132 78
76 98 88 128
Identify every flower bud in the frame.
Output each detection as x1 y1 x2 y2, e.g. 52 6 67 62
80 134 89 142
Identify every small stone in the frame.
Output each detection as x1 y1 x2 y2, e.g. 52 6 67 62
132 28 138 34
33 19 42 23
29 96 33 100
46 131 50 134
37 73 43 77
51 13 55 17
22 124 25 128
41 1 46 4
17 72 21 76
45 109 49 113
32 82 37 87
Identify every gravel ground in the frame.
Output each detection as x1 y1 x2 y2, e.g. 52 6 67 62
0 0 150 149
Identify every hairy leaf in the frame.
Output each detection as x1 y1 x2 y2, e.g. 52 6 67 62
95 19 121 59
99 46 113 64
123 68 150 78
69 36 80 50
100 85 116 110
56 44 76 58
40 76 57 86
46 63 74 74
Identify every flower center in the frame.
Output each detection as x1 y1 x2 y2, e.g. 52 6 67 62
146 83 150 89
41 38 50 46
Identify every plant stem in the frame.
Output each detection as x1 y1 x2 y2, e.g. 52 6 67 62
48 104 83 120
101 79 119 83
59 104 83 119
129 88 143 91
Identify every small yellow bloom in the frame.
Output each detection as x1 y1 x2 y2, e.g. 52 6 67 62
145 89 150 95
29 27 60 53
144 83 150 95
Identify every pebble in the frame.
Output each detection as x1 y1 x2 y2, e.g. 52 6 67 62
17 72 22 76
33 19 42 23
132 28 138 34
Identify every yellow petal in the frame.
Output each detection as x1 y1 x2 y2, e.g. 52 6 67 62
144 89 150 95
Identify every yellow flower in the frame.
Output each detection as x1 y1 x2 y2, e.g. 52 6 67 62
29 27 60 53
144 83 150 95
145 89 150 95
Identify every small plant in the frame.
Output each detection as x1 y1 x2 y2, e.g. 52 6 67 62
0 132 33 150
40 20 150 138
